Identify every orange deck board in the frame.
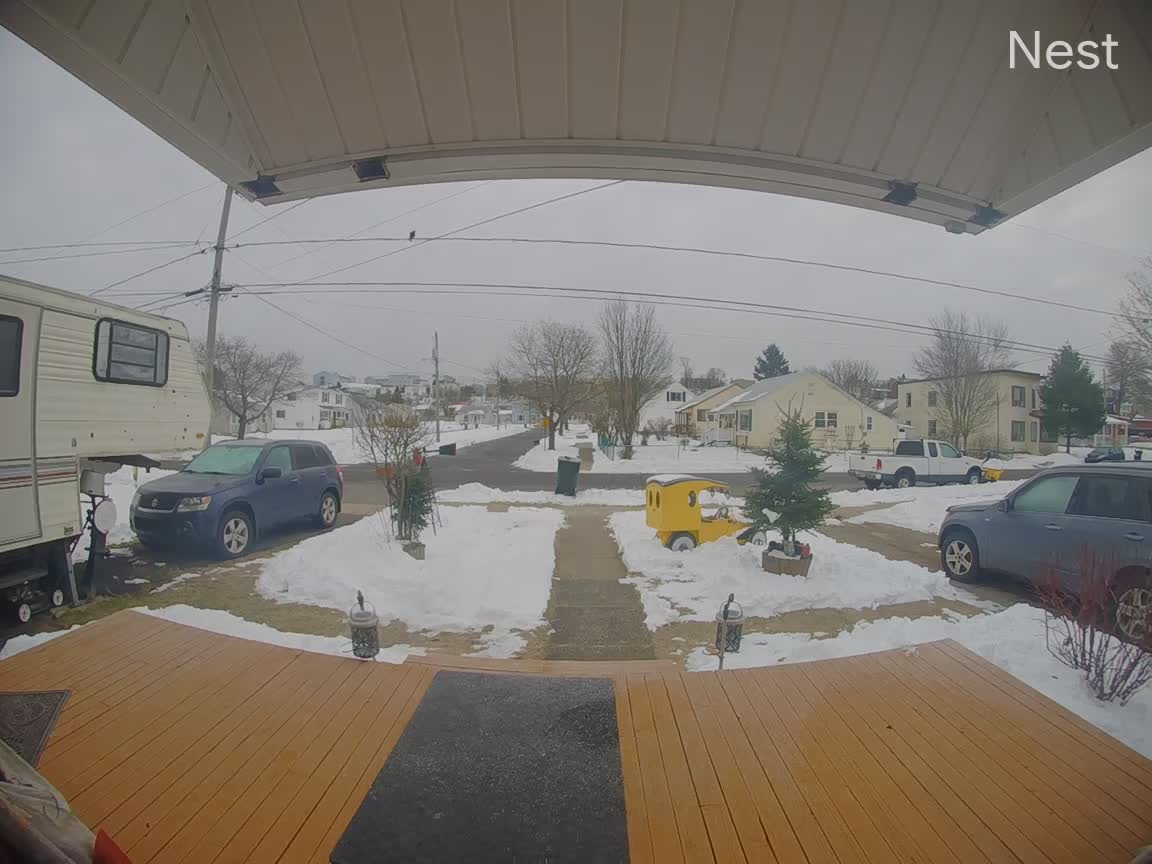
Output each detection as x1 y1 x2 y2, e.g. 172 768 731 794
2 609 1149 863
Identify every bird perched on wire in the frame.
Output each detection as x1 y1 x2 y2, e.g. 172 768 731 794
408 230 416 241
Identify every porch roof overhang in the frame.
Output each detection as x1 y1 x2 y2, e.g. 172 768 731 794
4 1 1150 234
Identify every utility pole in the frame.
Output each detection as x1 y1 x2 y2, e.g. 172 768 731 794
203 186 234 447
433 331 441 443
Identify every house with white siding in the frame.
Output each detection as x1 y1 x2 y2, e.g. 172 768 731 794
271 385 352 430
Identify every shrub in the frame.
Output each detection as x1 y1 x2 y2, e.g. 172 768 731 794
1036 550 1152 705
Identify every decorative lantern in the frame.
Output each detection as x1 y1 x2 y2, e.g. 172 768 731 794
349 590 380 660
715 593 743 669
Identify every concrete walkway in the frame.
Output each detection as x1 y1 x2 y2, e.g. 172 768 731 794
544 507 655 661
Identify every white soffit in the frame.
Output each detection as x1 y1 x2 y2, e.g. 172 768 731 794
4 0 1150 234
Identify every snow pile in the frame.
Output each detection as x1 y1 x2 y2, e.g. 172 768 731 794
515 434 849 475
833 480 1025 535
138 605 422 663
255 506 565 655
229 422 524 465
685 603 1152 758
74 465 175 559
982 452 1080 469
0 627 82 661
609 510 965 628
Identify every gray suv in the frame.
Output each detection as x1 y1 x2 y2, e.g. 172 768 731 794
938 463 1151 639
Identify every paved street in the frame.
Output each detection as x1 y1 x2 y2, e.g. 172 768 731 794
342 429 1043 507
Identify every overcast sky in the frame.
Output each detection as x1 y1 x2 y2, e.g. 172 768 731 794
2 29 1149 385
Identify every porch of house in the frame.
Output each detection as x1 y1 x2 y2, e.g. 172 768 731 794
1 609 1149 863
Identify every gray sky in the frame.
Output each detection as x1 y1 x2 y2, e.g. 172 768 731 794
2 29 1149 385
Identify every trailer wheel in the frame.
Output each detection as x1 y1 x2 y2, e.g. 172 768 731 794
51 589 65 607
15 603 31 624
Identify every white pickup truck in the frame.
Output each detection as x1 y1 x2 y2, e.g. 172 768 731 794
847 439 985 489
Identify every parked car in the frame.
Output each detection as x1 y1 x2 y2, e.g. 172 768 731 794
131 439 342 559
1084 447 1125 463
848 438 984 489
938 463 1152 639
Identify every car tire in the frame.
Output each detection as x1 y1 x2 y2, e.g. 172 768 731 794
967 468 983 485
218 510 254 559
316 491 340 529
895 469 915 489
1112 569 1151 642
941 530 981 583
667 532 698 552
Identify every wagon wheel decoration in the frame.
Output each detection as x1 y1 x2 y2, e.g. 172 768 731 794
1115 587 1151 642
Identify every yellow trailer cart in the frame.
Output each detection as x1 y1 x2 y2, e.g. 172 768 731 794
645 475 766 551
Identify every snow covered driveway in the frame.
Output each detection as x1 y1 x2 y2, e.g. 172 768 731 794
831 479 1025 535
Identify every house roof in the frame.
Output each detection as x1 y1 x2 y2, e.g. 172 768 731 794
899 369 1044 385
678 382 744 412
714 372 809 411
9 2 1147 234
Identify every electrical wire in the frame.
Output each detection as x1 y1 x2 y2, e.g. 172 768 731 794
295 180 625 283
89 247 210 296
0 239 206 253
80 181 218 242
2 241 207 266
226 199 310 241
218 279 1113 363
224 234 1123 321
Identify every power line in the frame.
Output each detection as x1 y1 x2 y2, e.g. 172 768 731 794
221 279 1112 363
296 180 625 283
226 199 310 241
0 239 205 253
2 241 206 266
81 181 218 242
225 234 1119 321
1005 221 1147 259
89 247 210 296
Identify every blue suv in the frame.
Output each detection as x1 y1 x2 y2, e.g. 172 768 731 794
131 439 343 559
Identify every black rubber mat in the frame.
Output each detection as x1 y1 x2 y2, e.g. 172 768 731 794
331 671 628 863
0 690 69 766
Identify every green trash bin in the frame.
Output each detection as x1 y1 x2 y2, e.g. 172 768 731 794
555 455 581 497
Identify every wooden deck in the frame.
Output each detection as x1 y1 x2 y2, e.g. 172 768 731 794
1 609 1150 863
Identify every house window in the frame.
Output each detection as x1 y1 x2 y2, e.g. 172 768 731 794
1011 420 1026 441
865 416 873 432
927 390 937 407
1011 386 1025 407
0 315 22 396
1031 388 1037 409
815 412 837 429
737 410 752 432
275 409 286 419
321 391 330 404
1030 421 1038 442
336 394 343 405
93 319 169 386
697 409 708 422
286 392 296 401
667 391 685 402
826 412 837 429
927 419 937 436
904 392 911 407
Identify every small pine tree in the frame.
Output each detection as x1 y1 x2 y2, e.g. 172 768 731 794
743 405 834 550
1040 345 1105 452
753 344 791 380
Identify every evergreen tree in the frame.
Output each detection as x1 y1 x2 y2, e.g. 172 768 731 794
743 405 834 551
1039 345 1105 453
753 344 791 380
389 387 405 404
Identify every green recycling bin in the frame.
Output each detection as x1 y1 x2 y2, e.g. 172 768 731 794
555 455 581 497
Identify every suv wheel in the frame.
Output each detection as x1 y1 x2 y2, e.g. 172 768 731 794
218 510 253 559
941 530 980 582
317 491 339 529
1114 571 1151 642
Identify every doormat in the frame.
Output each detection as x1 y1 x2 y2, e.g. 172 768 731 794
0 690 69 766
331 671 628 864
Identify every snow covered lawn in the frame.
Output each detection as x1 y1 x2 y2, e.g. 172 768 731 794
232 421 524 464
515 434 849 475
831 480 1025 535
255 506 565 656
685 603 1152 758
609 510 970 629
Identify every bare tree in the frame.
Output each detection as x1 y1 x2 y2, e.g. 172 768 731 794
914 310 1012 450
1119 257 1152 357
599 300 675 459
1105 340 1150 415
197 336 301 439
679 358 727 392
822 358 880 403
504 321 599 450
353 404 433 542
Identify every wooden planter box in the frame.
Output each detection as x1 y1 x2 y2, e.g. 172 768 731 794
762 551 812 577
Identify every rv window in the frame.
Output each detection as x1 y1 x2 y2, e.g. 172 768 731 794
94 319 169 386
0 315 22 397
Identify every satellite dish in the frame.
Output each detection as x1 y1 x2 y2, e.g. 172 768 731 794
93 499 118 534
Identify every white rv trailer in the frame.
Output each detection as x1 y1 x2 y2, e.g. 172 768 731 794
0 274 209 621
